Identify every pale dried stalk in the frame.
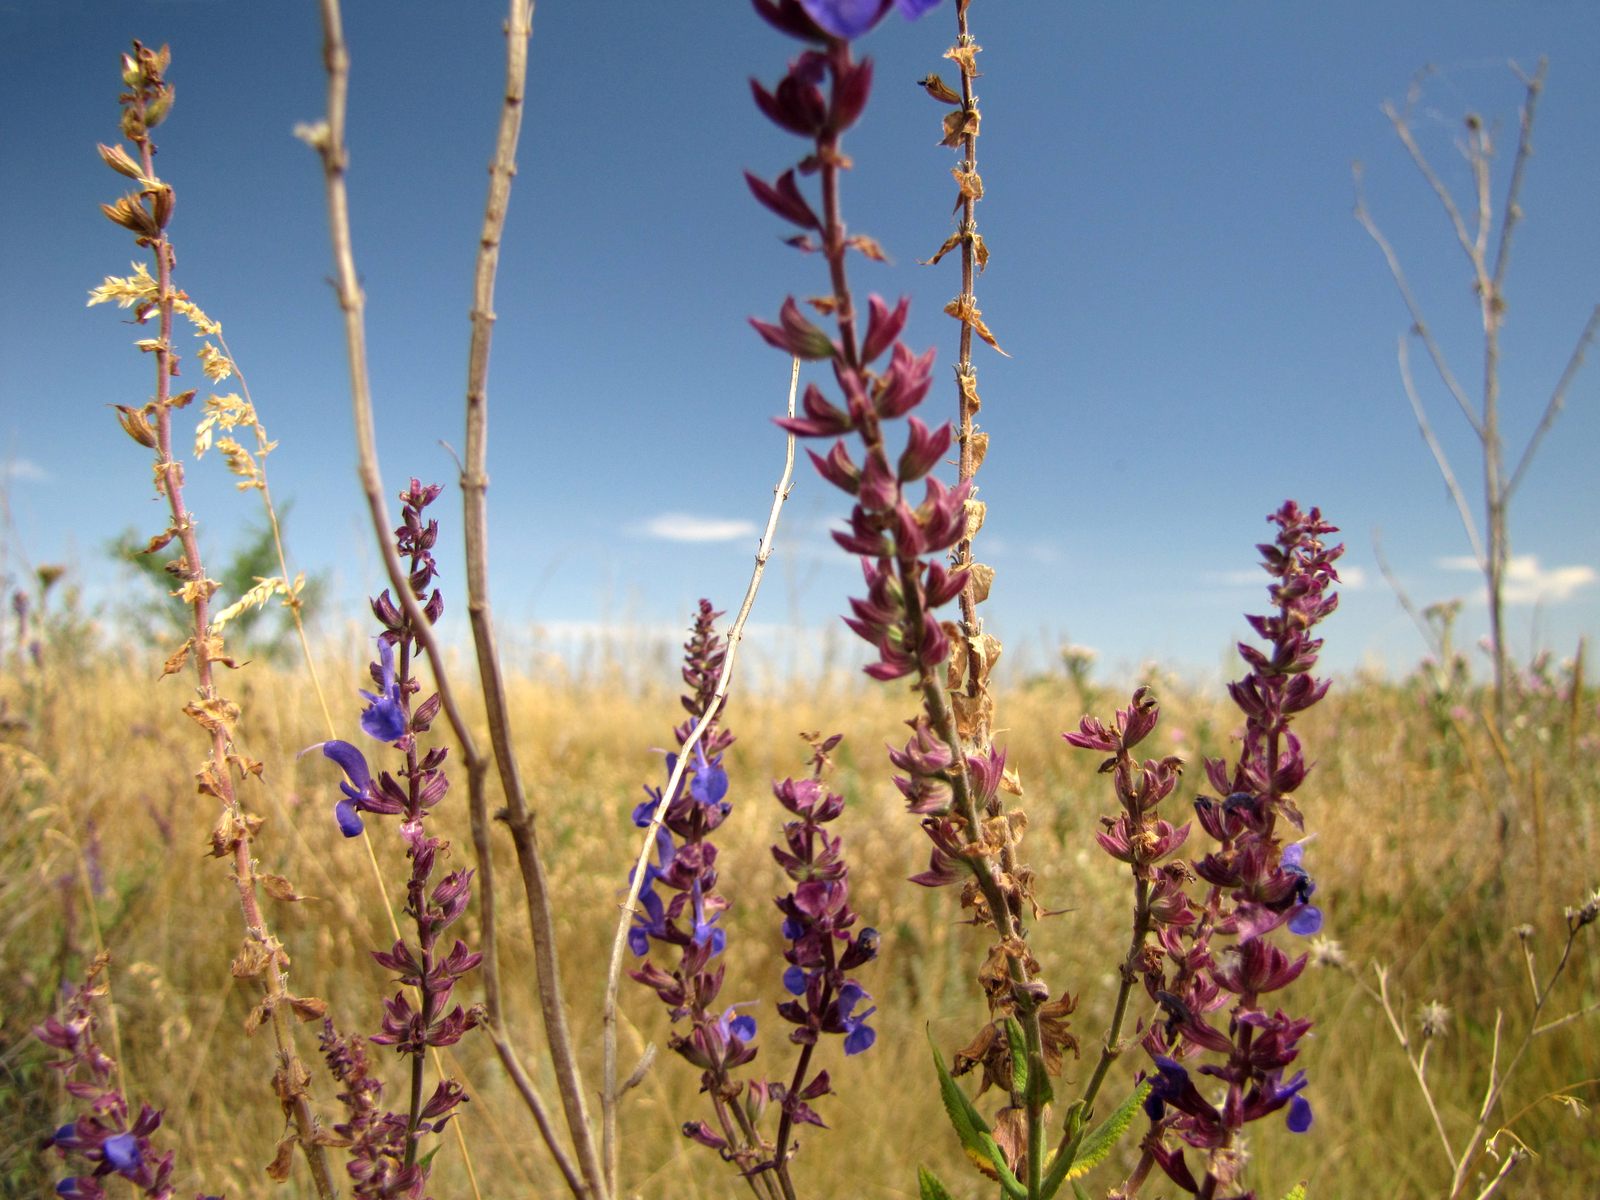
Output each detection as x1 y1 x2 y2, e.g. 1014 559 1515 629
599 356 800 1197
456 2 602 1197
121 85 338 1200
1355 61 1600 714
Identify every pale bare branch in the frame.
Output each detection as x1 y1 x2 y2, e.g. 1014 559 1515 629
1489 59 1546 294
1534 999 1600 1037
1399 335 1486 563
600 356 801 1195
1354 167 1484 438
1506 298 1600 499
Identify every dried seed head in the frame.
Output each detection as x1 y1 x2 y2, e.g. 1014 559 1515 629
1417 1001 1451 1039
1308 936 1348 970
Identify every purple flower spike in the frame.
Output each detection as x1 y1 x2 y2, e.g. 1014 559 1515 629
359 639 407 743
101 1132 141 1173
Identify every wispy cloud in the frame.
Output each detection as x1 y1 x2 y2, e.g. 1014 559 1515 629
0 459 50 484
637 513 758 543
1438 554 1597 604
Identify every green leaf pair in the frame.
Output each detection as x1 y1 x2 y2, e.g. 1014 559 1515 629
922 1028 1151 1200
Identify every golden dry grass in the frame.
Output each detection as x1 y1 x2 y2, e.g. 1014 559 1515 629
2 644 1597 1199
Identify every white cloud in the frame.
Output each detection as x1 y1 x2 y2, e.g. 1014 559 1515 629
1437 554 1597 605
1202 564 1364 589
1 459 50 484
639 513 758 543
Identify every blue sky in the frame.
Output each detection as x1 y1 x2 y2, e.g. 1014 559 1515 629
3 0 1597 684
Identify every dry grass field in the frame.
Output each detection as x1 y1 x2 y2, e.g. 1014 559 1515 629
2 638 1596 1199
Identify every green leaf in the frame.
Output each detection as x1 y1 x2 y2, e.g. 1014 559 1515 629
1005 1017 1029 1097
1067 1080 1151 1179
927 1028 1028 1200
1038 1101 1088 1200
1024 1051 1055 1110
1276 1185 1307 1200
1071 1184 1092 1200
917 1166 958 1200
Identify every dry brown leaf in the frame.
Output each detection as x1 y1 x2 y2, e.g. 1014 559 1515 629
228 753 265 781
957 370 982 414
288 996 327 1022
951 167 984 201
845 234 891 263
244 998 273 1036
265 1137 296 1183
139 527 177 555
919 231 963 267
943 621 967 690
943 296 1008 356
258 873 309 903
804 295 840 315
964 498 987 540
231 942 270 979
918 72 963 104
969 562 995 604
161 638 193 678
182 697 240 737
940 108 980 148
969 430 989 470
944 43 982 77
972 231 990 274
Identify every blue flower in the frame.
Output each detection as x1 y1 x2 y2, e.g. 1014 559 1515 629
798 0 942 39
1287 1093 1313 1132
689 745 729 809
837 982 877 1055
716 1002 758 1043
359 639 406 743
1143 1054 1191 1120
627 881 668 957
783 965 809 995
300 739 371 837
692 905 726 955
1281 841 1323 936
102 1132 141 1173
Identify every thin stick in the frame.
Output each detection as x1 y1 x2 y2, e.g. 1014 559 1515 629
1398 337 1485 565
1506 299 1600 499
600 356 800 1194
1353 168 1483 440
1372 527 1443 656
296 7 532 1197
450 2 606 1196
1370 965 1457 1172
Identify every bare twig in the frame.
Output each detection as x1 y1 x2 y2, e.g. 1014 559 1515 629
449 3 606 1197
1353 167 1482 438
1369 965 1457 1172
1533 1002 1600 1037
1506 299 1600 499
1372 527 1443 655
1489 60 1545 295
1397 337 1486 564
1469 1145 1526 1200
600 355 801 1196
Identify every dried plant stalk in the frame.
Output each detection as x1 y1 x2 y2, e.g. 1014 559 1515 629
93 41 337 1200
